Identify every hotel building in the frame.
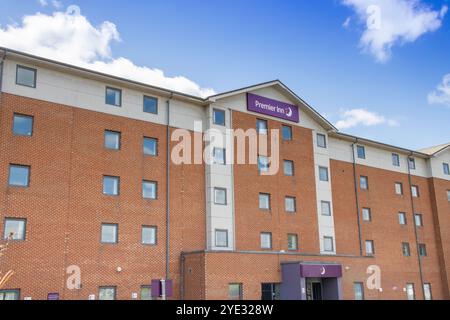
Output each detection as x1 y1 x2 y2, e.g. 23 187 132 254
0 47 449 300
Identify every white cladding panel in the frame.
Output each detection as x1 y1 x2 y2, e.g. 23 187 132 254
3 59 205 131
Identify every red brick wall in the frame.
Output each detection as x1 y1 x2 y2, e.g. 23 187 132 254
0 93 205 300
232 111 319 253
331 159 447 299
428 177 450 298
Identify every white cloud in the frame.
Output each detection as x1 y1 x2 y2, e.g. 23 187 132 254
342 0 447 62
38 0 48 6
428 74 450 107
335 108 398 130
0 6 215 97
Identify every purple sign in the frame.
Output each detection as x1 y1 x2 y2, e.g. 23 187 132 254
247 93 299 122
151 279 173 297
47 293 59 300
300 264 342 278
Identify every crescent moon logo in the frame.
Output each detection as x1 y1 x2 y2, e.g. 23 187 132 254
286 107 293 117
320 266 326 275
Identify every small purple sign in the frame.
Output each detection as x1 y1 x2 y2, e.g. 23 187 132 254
247 93 299 122
300 264 342 278
151 279 173 297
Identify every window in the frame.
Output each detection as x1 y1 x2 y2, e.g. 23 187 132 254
283 160 294 176
142 226 157 245
357 145 366 159
214 187 227 205
101 224 118 244
354 282 364 300
213 108 225 126
414 214 423 227
287 234 298 251
408 158 416 170
411 185 419 197
4 218 26 240
140 286 153 300
317 133 326 148
0 290 20 300
360 176 368 190
365 240 374 256
423 283 432 300
321 201 331 216
16 65 36 88
282 125 292 141
362 208 371 222
104 130 121 150
406 283 415 300
143 137 158 156
392 153 400 166
103 176 119 196
395 182 403 195
418 244 427 257
8 164 30 187
319 166 329 182
323 236 334 252
259 193 270 210
447 190 450 202
260 232 272 249
285 196 296 213
13 114 33 136
443 163 450 175
142 180 157 199
105 87 121 106
228 283 243 300
213 147 226 165
258 155 269 173
99 287 116 300
256 119 268 135
402 242 411 257
398 212 407 225
143 96 158 114
215 229 228 247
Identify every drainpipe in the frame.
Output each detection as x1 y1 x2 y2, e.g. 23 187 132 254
165 93 173 281
351 139 363 256
406 152 425 299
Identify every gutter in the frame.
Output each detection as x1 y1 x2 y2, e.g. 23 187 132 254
351 139 363 256
165 93 173 280
406 152 426 299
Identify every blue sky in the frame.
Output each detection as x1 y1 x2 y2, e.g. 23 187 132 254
0 0 449 150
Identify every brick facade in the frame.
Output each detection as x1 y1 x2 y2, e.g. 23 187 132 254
0 53 449 300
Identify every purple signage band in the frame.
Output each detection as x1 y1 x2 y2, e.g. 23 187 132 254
247 93 299 123
300 264 342 278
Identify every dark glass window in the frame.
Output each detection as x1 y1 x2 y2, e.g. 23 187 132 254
143 96 158 114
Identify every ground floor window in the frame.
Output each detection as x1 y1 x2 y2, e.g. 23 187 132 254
353 282 364 300
406 283 415 300
423 283 432 300
261 283 280 300
228 283 243 300
140 286 153 300
0 290 20 300
99 286 116 300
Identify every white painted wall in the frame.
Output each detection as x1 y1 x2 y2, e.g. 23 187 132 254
204 104 235 250
3 59 205 131
429 149 450 181
329 136 431 178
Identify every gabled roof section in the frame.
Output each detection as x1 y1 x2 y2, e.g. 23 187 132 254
207 80 337 132
418 143 450 156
